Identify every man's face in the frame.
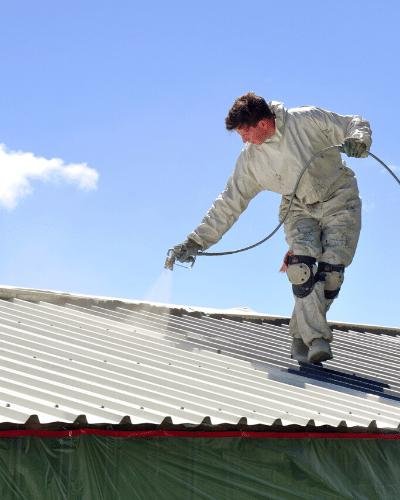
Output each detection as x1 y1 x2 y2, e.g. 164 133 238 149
236 118 275 145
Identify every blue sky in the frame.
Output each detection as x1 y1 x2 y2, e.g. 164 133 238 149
0 1 398 327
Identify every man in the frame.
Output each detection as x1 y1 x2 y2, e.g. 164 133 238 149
171 92 371 364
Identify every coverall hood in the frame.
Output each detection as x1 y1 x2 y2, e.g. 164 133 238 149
265 101 286 144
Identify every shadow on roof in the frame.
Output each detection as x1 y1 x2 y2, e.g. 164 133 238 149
286 363 400 403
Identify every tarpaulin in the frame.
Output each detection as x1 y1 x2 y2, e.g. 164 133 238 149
0 431 399 499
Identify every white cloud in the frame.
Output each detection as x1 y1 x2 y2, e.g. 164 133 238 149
0 143 99 209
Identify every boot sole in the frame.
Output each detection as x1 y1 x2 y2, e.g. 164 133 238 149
308 351 332 364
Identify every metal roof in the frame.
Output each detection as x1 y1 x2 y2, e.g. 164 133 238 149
0 286 399 431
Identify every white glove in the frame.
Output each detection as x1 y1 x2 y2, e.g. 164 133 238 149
341 137 368 158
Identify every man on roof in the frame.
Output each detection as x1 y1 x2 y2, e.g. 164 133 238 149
171 92 371 364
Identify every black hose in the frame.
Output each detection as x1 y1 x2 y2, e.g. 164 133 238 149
197 146 399 258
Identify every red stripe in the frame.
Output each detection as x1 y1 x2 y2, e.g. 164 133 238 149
0 429 399 439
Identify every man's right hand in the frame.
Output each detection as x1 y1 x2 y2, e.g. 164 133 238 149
173 238 202 263
341 137 368 158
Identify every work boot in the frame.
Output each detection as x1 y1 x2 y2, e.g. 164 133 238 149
291 337 309 363
308 338 333 364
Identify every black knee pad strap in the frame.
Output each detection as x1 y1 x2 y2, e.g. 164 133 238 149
325 289 340 300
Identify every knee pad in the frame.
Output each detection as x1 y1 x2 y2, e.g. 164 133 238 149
317 262 345 299
287 255 316 298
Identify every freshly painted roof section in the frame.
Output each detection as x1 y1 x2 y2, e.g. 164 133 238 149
0 286 399 430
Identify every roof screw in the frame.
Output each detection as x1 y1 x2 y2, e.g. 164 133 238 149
6 403 10 407
103 360 107 363
101 405 105 409
55 404 59 408
140 406 144 410
180 407 185 410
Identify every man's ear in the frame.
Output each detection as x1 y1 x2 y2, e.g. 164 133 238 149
259 118 270 129
261 117 275 129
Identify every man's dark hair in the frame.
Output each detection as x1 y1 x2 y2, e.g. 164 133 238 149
225 92 275 130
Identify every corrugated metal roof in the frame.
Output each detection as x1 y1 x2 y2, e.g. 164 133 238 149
0 288 399 430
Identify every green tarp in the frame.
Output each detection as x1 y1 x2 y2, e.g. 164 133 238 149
0 434 399 499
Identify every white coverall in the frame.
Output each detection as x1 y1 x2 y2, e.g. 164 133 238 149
188 102 372 345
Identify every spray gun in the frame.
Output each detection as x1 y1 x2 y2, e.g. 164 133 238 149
164 248 196 271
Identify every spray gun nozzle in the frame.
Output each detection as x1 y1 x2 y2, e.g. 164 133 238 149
164 249 176 271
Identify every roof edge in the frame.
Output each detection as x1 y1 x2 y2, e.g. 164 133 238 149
0 285 398 335
0 285 287 322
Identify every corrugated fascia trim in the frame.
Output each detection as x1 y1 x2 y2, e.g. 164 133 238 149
0 419 399 437
1 429 400 440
